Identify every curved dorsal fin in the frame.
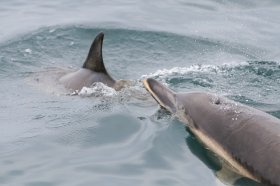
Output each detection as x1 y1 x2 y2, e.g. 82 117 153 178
82 32 107 73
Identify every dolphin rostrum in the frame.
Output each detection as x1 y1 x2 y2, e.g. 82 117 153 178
59 32 128 92
143 78 280 186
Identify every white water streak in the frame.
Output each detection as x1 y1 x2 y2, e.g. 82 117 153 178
141 63 248 79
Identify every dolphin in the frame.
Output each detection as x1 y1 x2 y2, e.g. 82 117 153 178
143 78 280 186
59 32 128 92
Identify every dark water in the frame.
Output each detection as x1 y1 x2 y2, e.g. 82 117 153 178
0 1 280 186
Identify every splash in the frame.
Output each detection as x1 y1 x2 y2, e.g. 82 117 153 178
77 82 117 97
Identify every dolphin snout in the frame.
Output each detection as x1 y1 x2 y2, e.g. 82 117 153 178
143 78 177 113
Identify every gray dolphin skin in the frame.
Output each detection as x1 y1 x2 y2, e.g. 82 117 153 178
59 32 128 91
143 78 280 186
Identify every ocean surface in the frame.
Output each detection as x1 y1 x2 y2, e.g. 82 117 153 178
0 1 280 186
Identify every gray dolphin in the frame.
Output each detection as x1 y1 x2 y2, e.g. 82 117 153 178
59 32 128 91
143 78 280 186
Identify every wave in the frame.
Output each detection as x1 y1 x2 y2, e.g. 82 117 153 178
141 63 246 79
141 61 280 107
0 25 263 78
142 61 280 80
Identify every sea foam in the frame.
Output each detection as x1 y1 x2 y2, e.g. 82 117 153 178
78 82 117 97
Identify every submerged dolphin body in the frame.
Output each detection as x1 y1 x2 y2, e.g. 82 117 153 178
59 32 128 92
143 78 280 186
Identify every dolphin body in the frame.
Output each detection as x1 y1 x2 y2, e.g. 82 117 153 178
143 78 280 186
59 32 128 92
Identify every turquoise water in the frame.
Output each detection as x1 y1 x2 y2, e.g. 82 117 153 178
0 1 280 186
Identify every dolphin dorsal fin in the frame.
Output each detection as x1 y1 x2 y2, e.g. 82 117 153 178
82 32 107 74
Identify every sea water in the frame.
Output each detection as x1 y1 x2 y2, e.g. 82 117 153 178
0 1 280 186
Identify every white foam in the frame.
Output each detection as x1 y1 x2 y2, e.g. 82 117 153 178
78 82 117 97
141 62 248 79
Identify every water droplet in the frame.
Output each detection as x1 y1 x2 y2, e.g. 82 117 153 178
49 29 56 33
24 48 32 54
